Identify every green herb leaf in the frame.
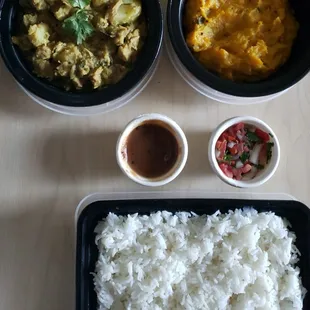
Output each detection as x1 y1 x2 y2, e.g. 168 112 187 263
253 164 264 170
240 152 250 163
63 10 94 45
269 132 274 138
223 153 233 161
246 131 261 142
266 142 274 163
68 0 90 9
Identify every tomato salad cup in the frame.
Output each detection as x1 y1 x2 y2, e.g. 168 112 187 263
208 116 280 188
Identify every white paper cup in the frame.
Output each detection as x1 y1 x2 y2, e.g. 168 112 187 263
116 114 188 186
208 116 280 188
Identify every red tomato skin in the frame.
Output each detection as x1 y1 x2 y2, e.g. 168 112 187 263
242 164 252 174
234 122 245 131
255 128 270 142
216 141 222 150
219 163 233 178
229 145 238 155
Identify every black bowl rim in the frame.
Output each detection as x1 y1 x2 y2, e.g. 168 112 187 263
0 0 163 107
167 0 310 98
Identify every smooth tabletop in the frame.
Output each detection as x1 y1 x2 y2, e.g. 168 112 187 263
0 48 310 310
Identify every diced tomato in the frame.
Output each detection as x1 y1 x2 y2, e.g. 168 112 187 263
220 163 233 178
227 135 237 142
242 164 252 174
217 140 227 160
255 128 270 142
232 168 242 180
228 127 235 136
216 140 222 150
234 122 245 131
244 146 249 152
219 132 229 141
237 143 244 154
259 144 267 165
229 145 238 155
230 161 236 166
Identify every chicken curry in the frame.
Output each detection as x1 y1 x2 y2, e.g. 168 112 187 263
184 0 298 81
12 0 146 90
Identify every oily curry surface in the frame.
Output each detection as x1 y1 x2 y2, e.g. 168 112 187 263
184 0 298 81
12 0 146 90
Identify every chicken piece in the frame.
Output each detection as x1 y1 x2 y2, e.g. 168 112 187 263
23 14 38 28
97 42 116 66
28 23 50 47
12 36 33 51
35 45 52 59
32 58 54 79
109 64 128 83
77 48 96 76
90 67 103 88
92 0 109 8
94 15 109 33
56 62 72 76
53 4 72 20
31 0 48 11
113 24 135 46
108 0 142 26
70 65 83 88
53 43 81 64
45 0 59 5
117 29 140 61
126 28 140 50
101 66 113 83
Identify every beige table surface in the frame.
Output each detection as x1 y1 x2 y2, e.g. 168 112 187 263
0 47 310 309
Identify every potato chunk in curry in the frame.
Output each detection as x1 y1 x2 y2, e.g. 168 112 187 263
184 0 298 81
12 0 146 90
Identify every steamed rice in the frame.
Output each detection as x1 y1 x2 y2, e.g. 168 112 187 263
93 209 306 309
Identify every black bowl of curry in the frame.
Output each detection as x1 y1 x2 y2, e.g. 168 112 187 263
0 0 162 108
167 0 310 98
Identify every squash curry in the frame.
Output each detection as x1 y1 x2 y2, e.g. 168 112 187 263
12 0 146 90
184 0 298 81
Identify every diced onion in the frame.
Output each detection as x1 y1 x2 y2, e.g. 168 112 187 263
236 130 243 141
216 150 221 158
231 155 240 160
227 141 236 148
235 160 244 169
249 144 263 165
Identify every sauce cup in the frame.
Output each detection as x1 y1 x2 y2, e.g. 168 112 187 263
116 113 188 186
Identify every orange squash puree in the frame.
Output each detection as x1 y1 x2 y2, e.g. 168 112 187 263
184 0 298 81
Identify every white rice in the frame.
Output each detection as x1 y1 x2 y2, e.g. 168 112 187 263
93 209 306 310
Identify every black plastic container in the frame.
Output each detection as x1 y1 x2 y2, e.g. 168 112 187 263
167 0 310 97
76 198 310 310
0 0 163 107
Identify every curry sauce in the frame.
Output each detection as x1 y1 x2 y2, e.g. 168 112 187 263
184 0 298 81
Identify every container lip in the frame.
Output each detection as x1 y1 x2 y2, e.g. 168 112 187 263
0 0 163 107
208 116 281 188
116 113 188 187
166 0 310 98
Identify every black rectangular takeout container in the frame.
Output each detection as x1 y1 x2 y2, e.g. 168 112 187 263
76 198 310 310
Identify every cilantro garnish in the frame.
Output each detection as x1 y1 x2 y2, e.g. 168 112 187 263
253 164 264 170
266 142 274 163
269 132 274 138
240 152 250 163
223 153 233 161
62 0 94 45
246 131 261 142
69 0 90 9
